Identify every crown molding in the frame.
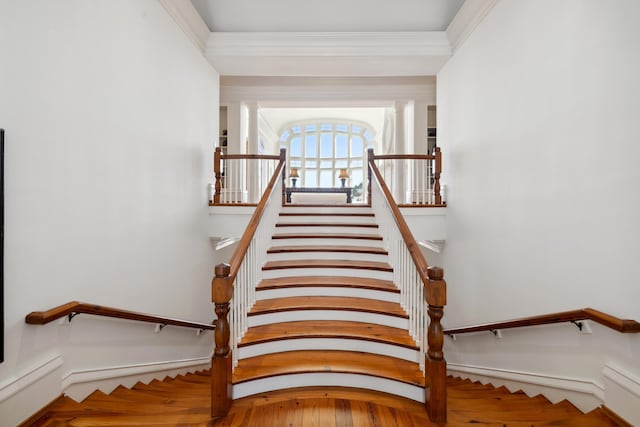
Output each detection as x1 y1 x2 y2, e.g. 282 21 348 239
446 0 497 52
206 32 451 76
158 0 210 52
207 32 450 57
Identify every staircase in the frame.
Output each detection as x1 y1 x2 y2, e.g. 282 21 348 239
26 371 621 426
232 204 425 402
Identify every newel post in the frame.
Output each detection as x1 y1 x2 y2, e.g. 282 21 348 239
434 147 442 205
425 266 447 423
214 147 222 205
280 148 286 205
367 148 374 204
211 263 233 417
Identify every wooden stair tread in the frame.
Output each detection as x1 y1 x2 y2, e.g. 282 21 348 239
232 350 425 387
276 222 378 228
257 276 399 293
263 259 392 272
267 244 388 255
239 320 418 349
272 232 383 240
248 296 408 318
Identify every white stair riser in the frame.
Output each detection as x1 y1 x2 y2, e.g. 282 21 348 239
266 251 388 263
278 216 377 224
232 372 424 402
281 207 373 215
275 225 380 235
256 287 399 303
262 268 392 281
248 310 409 330
271 237 385 248
238 338 419 363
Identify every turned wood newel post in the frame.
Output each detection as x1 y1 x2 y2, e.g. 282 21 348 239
214 147 222 205
434 147 442 205
280 148 286 206
425 265 447 423
211 263 233 417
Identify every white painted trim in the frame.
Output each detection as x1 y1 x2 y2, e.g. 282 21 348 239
446 0 497 52
448 363 604 400
158 0 210 52
208 33 451 77
603 364 640 399
233 372 424 402
261 267 392 281
448 363 605 413
238 338 419 363
221 83 437 104
249 310 409 330
207 32 450 58
61 356 210 390
257 287 398 303
0 354 63 403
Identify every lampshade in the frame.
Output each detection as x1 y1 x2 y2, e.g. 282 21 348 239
338 169 349 179
289 168 299 178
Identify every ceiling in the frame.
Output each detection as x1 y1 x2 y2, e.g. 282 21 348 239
191 0 465 33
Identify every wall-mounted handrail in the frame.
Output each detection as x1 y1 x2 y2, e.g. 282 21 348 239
25 301 215 330
368 148 447 423
211 148 286 417
444 308 640 335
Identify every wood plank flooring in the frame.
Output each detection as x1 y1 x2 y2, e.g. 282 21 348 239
24 372 624 426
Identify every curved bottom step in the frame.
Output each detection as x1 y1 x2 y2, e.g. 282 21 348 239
232 372 425 403
232 350 425 402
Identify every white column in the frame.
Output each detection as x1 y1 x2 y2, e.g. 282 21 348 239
226 103 241 155
394 101 408 203
246 102 260 154
411 101 429 203
246 102 260 201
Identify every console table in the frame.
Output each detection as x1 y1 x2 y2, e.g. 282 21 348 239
286 187 352 204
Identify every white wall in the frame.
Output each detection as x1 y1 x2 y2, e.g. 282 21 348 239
438 0 640 421
0 1 219 424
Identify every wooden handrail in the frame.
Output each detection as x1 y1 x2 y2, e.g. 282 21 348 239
370 148 443 205
25 301 215 330
444 308 640 335
219 153 281 160
371 154 436 160
368 151 432 290
211 148 286 417
227 149 285 282
368 149 447 423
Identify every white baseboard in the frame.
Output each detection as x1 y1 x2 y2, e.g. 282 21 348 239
447 363 604 413
0 353 63 403
62 357 211 402
603 364 640 426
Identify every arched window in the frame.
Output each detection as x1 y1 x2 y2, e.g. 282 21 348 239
279 121 375 201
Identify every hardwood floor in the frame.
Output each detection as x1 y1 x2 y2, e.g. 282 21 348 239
25 371 623 426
